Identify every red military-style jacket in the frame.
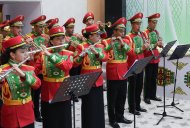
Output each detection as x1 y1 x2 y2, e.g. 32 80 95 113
74 40 108 87
0 63 41 128
35 48 73 102
103 38 131 80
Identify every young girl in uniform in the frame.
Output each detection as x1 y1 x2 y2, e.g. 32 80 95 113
35 26 73 128
0 36 41 128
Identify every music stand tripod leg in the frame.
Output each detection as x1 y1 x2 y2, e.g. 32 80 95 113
164 59 184 112
154 57 183 125
133 74 136 128
70 92 76 128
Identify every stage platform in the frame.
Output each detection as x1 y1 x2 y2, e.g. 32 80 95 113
35 91 190 128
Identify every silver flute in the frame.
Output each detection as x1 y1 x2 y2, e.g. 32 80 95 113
0 57 30 80
27 43 69 54
79 42 99 57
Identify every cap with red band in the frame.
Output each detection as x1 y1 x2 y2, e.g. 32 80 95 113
2 36 26 50
146 13 160 21
111 17 127 29
83 12 94 24
128 12 143 23
9 15 24 27
63 18 75 28
30 15 46 26
82 24 100 36
49 26 65 37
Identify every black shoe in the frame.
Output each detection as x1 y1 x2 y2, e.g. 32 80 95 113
136 107 147 112
129 109 141 115
150 97 162 101
116 117 133 124
35 116 42 122
110 122 120 128
144 98 151 104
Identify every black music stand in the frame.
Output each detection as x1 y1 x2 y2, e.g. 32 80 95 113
157 40 177 59
51 72 102 128
123 56 154 128
164 44 190 112
154 40 183 125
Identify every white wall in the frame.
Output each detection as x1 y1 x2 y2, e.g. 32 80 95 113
41 0 87 34
1 0 88 34
2 2 42 34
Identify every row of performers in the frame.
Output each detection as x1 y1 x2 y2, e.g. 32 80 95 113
0 12 163 128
